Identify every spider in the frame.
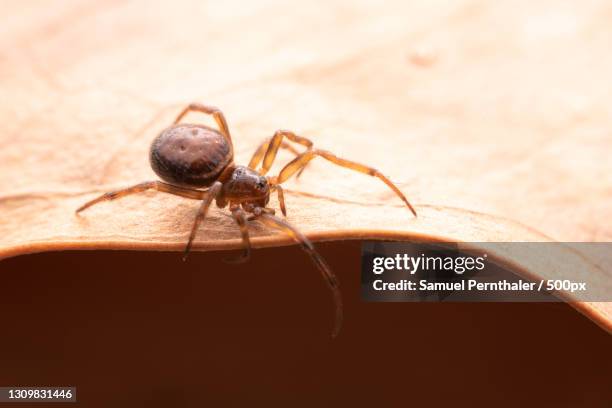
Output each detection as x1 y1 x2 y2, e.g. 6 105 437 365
76 103 417 337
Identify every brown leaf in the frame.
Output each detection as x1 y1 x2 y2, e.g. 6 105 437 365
1 1 610 330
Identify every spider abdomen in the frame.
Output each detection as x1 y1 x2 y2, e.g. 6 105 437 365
149 124 233 188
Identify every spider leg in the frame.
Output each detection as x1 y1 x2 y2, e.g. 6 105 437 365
258 130 313 175
253 210 342 338
248 138 303 170
275 149 417 217
76 181 207 213
273 184 287 216
224 205 252 263
174 103 232 148
183 181 223 260
246 207 275 221
265 183 287 216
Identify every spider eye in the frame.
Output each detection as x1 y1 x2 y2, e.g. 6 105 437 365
256 178 267 190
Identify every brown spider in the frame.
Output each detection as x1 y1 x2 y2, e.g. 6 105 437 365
76 103 417 337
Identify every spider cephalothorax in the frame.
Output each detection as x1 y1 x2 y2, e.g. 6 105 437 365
77 102 417 337
218 166 271 209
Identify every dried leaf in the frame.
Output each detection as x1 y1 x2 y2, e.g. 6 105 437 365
1 1 610 330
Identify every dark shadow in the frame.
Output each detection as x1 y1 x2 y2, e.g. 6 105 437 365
0 241 610 407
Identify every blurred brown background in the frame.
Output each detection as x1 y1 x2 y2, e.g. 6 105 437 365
1 244 611 407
